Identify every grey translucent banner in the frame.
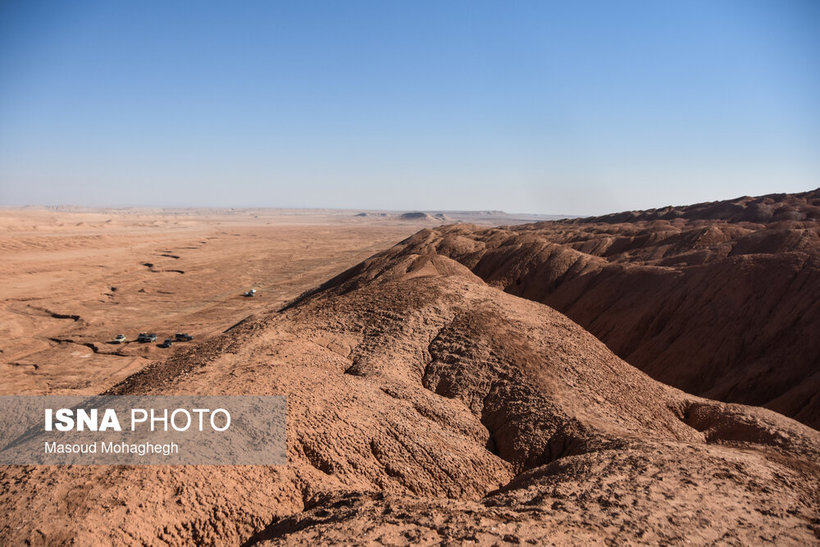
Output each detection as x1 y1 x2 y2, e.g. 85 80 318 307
0 396 286 465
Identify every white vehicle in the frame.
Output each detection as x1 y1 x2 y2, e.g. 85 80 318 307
243 289 257 297
113 334 126 343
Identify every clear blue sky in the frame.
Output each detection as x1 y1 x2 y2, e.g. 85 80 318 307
0 1 818 215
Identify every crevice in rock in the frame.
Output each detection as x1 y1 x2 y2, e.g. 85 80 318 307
47 337 128 356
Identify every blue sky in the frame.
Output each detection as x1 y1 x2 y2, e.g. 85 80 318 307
0 1 818 215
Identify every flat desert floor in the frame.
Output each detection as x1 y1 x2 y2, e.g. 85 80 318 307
0 208 434 396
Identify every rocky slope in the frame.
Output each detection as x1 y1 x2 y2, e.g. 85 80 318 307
1 229 818 544
344 189 819 428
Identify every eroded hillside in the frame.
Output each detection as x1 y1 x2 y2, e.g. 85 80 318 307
2 225 818 544
335 190 820 428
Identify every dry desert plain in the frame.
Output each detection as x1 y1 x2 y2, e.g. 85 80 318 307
0 195 818 545
0 208 532 396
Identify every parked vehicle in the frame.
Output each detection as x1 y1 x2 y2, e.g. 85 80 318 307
138 333 157 343
158 338 173 348
175 333 193 342
113 334 126 344
243 289 257 297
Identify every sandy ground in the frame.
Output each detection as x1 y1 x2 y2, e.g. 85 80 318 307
0 208 424 396
1 205 817 544
0 198 817 545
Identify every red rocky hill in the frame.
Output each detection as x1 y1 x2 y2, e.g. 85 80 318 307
329 189 819 428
